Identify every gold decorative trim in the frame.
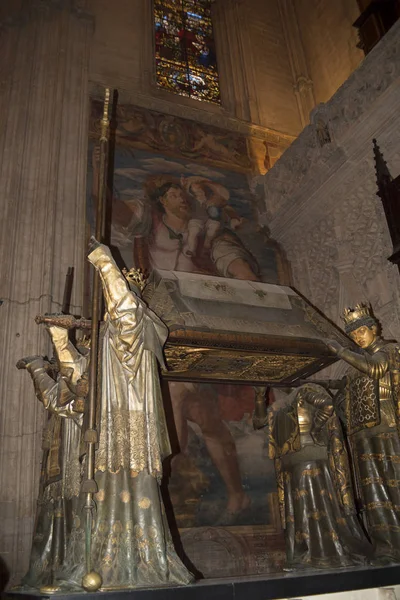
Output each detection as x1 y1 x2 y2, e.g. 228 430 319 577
359 453 400 463
95 409 167 478
163 344 316 383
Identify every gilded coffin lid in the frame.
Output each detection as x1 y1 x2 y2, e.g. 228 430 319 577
146 270 349 384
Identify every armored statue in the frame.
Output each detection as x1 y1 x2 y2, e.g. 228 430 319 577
16 346 84 591
255 384 369 569
326 303 400 564
18 239 193 591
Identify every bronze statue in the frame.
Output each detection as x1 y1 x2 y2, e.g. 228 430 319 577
18 239 193 591
256 384 369 570
16 350 83 592
326 303 400 564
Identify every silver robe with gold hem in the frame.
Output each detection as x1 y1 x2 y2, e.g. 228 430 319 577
269 384 369 570
55 245 192 589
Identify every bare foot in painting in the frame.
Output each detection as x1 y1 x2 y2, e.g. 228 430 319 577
226 491 251 515
215 493 252 526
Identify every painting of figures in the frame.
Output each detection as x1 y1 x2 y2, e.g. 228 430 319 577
89 146 287 285
87 101 289 576
165 382 278 527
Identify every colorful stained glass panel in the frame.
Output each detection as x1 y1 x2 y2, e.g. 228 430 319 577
154 0 220 104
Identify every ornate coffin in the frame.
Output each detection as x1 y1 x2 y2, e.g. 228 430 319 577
147 270 350 384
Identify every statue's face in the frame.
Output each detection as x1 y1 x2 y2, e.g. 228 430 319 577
349 325 377 349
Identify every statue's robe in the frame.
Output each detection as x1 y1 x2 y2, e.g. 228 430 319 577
269 384 369 569
338 338 400 562
21 362 82 589
55 245 192 589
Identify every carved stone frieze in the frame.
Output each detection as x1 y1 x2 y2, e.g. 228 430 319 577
263 19 400 223
284 215 339 318
262 18 400 353
327 34 399 142
271 158 400 344
332 164 390 287
263 124 340 222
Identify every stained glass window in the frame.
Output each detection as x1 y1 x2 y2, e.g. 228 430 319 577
154 0 220 104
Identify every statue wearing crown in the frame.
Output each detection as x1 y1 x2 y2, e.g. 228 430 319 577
17 239 193 591
326 304 400 564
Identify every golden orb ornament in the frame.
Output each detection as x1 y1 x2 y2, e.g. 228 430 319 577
82 571 103 592
39 584 61 594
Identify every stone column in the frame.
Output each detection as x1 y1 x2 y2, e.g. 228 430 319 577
212 0 259 122
278 0 316 127
234 0 261 125
0 0 93 584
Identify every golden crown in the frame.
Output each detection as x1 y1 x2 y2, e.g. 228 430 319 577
77 334 91 349
122 267 147 292
341 303 373 326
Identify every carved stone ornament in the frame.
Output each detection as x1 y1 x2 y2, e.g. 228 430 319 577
260 19 400 353
263 20 400 223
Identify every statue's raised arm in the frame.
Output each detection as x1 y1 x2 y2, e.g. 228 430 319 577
87 236 168 371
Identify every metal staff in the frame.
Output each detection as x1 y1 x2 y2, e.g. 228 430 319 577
35 314 91 330
81 88 111 593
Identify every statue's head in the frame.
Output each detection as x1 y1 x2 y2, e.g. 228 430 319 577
341 303 380 349
122 267 147 297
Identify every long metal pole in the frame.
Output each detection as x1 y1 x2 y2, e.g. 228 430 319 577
82 88 111 592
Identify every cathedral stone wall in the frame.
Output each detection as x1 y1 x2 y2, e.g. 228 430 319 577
294 0 362 105
262 19 400 378
85 0 362 136
87 0 303 135
0 0 91 585
234 0 302 134
86 0 301 172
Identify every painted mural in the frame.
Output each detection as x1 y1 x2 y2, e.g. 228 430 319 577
87 101 289 577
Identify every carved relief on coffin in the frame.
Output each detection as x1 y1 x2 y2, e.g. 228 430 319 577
163 345 317 383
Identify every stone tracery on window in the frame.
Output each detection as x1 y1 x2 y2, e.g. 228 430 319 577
154 0 220 104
